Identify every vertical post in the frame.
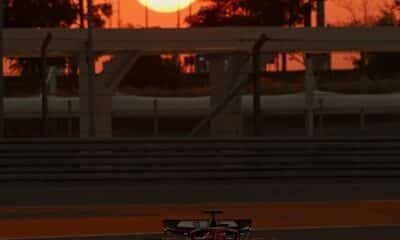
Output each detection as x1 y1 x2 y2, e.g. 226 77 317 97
317 0 325 27
204 54 244 137
0 0 4 138
282 0 296 81
253 53 260 137
145 1 149 28
87 0 95 137
304 1 312 27
360 108 366 131
177 0 181 28
68 100 73 137
252 34 268 137
209 55 227 137
40 33 52 138
108 0 112 28
281 53 286 72
315 0 330 74
118 0 121 28
79 0 85 28
304 0 314 137
318 98 324 135
305 57 315 137
78 0 85 137
153 99 159 136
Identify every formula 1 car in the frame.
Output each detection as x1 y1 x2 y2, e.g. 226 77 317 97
163 210 252 240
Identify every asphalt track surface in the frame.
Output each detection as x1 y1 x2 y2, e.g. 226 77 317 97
4 226 400 240
1 178 400 206
1 182 399 240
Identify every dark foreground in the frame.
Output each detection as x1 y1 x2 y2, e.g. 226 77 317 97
7 227 400 240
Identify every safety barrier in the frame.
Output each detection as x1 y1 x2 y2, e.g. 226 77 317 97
1 138 400 182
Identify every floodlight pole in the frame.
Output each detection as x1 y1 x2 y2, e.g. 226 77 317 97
0 0 4 138
87 0 95 137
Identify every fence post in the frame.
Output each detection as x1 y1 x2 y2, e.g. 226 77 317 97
68 100 73 137
360 107 366 131
153 98 159 136
40 33 52 138
318 98 324 135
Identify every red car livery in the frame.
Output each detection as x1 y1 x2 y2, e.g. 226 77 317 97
163 211 252 240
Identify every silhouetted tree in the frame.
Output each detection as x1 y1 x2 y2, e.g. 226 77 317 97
3 0 112 96
5 0 112 74
187 0 312 27
5 0 111 29
352 3 400 80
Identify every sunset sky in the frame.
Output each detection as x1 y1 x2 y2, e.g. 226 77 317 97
100 0 394 28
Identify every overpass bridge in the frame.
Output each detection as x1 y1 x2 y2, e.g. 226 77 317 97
5 27 400 57
3 27 400 138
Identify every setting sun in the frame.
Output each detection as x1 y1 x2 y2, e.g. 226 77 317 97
137 0 196 13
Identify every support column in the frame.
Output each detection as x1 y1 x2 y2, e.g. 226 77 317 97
79 51 140 138
305 57 315 137
93 83 112 138
209 55 243 137
79 54 112 138
79 53 90 138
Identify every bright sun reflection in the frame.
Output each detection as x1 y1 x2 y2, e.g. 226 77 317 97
137 0 196 13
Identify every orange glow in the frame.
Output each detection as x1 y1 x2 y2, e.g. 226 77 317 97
137 0 196 13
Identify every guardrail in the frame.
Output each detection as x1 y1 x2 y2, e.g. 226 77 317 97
1 138 400 182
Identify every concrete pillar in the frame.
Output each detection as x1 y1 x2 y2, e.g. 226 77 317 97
94 86 112 138
79 52 139 138
79 54 112 138
209 55 243 137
